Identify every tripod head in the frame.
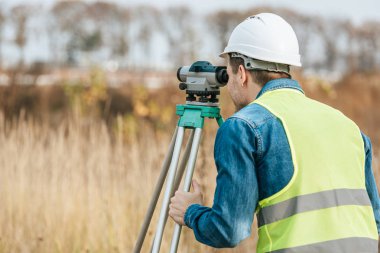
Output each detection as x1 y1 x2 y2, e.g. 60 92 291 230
177 61 229 105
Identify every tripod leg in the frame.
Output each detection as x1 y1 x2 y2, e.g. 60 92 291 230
170 128 203 253
151 127 185 253
149 129 195 253
173 129 195 195
133 127 178 253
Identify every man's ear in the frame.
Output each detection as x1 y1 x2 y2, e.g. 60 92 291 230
238 64 248 87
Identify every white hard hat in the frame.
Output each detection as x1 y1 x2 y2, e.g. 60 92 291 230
220 13 302 67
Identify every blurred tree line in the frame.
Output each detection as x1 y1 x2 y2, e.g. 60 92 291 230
0 2 379 75
0 1 380 147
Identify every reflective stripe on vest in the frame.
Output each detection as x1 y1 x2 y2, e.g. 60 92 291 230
252 88 378 253
271 237 378 253
258 188 371 227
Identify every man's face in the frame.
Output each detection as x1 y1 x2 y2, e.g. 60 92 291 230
226 59 248 111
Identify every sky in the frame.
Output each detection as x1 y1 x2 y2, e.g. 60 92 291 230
1 0 379 69
2 0 380 25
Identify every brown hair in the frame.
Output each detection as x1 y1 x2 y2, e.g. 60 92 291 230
229 54 290 86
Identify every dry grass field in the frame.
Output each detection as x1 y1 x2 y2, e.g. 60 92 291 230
0 71 379 253
0 113 255 252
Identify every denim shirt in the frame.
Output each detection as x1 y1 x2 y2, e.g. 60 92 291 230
184 78 380 248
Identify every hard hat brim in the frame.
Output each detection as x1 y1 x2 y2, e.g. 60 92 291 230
219 46 302 67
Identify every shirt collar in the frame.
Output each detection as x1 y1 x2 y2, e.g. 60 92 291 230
256 78 304 99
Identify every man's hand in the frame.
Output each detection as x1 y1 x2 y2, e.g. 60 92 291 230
169 179 203 226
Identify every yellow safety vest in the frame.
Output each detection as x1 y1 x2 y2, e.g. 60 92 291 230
253 88 378 253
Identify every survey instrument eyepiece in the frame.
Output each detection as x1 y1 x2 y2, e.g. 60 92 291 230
177 61 228 104
216 67 229 84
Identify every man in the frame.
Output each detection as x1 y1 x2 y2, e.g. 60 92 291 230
169 13 380 252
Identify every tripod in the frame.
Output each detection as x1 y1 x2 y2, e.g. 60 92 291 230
133 104 224 253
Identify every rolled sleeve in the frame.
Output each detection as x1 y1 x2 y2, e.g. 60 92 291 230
184 118 259 248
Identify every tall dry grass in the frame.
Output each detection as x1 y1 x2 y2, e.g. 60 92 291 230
0 113 163 252
0 111 259 253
